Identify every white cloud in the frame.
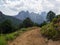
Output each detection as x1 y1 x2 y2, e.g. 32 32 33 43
56 0 60 2
0 0 60 16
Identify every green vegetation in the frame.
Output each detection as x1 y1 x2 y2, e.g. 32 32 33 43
41 23 59 40
5 32 19 41
0 19 18 34
0 35 7 45
41 17 60 40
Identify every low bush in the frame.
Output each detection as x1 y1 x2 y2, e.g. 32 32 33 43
41 23 60 40
41 17 60 40
5 31 20 41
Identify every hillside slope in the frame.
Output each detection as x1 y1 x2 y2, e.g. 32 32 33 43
0 11 21 26
8 27 60 45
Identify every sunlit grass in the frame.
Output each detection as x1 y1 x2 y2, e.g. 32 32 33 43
0 35 7 45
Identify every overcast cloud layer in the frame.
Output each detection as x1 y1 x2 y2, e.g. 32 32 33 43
0 0 60 16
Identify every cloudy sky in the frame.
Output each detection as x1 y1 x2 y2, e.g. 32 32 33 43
0 0 60 16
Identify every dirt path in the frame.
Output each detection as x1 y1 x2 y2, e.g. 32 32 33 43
8 27 60 45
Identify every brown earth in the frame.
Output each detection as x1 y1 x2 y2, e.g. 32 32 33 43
8 27 60 45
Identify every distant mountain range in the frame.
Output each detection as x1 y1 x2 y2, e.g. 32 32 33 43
15 11 47 24
0 11 47 25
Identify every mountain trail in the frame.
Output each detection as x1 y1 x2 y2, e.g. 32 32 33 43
8 27 60 45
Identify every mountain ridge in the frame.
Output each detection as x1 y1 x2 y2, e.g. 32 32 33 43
15 11 47 24
0 11 47 24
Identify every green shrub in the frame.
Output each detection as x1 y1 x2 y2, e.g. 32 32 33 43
5 32 19 41
52 17 60 31
41 23 59 40
6 34 15 41
20 28 26 31
52 18 57 23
